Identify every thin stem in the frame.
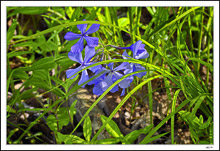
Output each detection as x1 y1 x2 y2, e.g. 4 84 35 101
197 7 205 72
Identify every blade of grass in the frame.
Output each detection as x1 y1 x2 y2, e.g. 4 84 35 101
11 20 155 49
143 132 170 144
197 7 205 72
110 7 123 46
150 7 200 38
135 7 142 39
139 93 209 144
171 89 181 144
68 70 152 139
91 75 162 141
128 7 134 44
187 7 194 52
16 67 106 142
147 44 154 125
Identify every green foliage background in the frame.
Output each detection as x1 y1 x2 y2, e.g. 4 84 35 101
7 6 213 144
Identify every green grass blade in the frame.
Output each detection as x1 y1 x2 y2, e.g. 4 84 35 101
171 89 181 144
143 132 170 144
140 97 190 144
150 7 200 37
91 75 162 141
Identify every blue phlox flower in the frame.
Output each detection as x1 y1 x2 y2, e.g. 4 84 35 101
122 40 149 79
91 62 132 96
64 19 100 53
66 45 102 88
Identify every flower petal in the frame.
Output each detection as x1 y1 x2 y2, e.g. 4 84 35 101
135 49 149 59
124 63 134 75
87 67 107 85
77 19 87 34
132 40 142 57
107 62 114 71
139 44 145 50
110 84 119 93
122 50 131 59
78 69 89 88
134 64 147 78
85 24 100 35
68 50 83 63
71 37 84 53
84 46 95 63
86 62 102 73
93 83 104 96
66 66 82 79
83 36 99 47
114 62 129 71
120 88 125 96
107 74 119 93
100 73 114 91
64 32 82 41
114 72 131 89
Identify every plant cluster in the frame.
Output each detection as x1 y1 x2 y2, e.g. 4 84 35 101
6 6 213 145
65 20 149 96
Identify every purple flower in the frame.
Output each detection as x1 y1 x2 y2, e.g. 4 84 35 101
66 46 101 88
64 19 100 53
122 40 149 79
90 62 132 96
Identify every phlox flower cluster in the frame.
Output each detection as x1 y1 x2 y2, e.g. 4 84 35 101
65 20 149 96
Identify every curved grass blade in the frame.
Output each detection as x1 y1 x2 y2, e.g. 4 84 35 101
139 93 209 144
11 20 155 49
91 75 162 141
149 7 200 37
68 70 149 139
171 89 181 144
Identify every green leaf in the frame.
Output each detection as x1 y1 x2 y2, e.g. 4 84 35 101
56 55 74 71
39 40 57 52
7 105 16 113
199 115 204 124
199 117 212 130
12 70 29 80
100 115 122 138
7 50 34 58
95 137 121 144
13 41 39 48
17 57 56 71
189 95 206 121
118 17 129 27
57 132 85 144
7 19 18 45
46 114 57 132
8 7 48 18
25 69 64 97
188 58 213 72
57 107 70 130
142 132 169 144
65 7 74 19
123 124 153 144
83 116 92 142
179 110 203 129
20 87 38 100
69 100 77 119
26 69 50 87
193 14 202 23
7 128 19 142
97 12 105 22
